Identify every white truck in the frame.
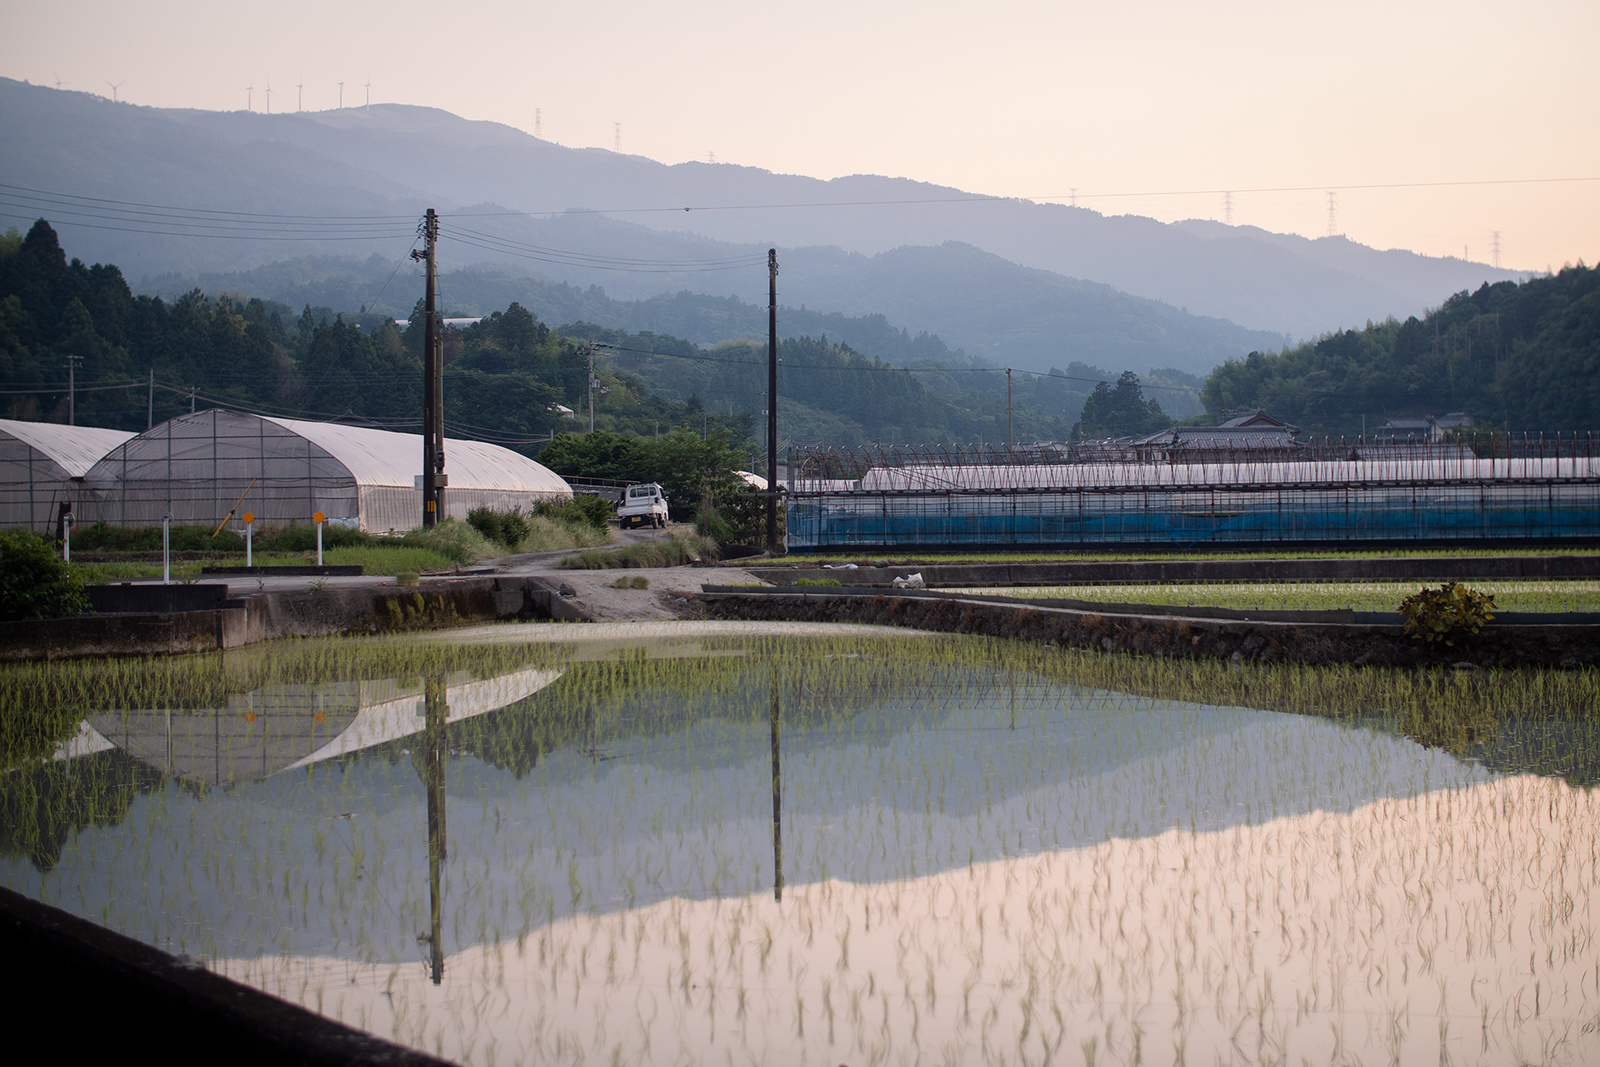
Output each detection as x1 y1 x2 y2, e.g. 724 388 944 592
617 482 670 529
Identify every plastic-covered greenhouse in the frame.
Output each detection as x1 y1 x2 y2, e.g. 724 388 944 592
786 439 1600 550
82 410 571 532
0 418 135 532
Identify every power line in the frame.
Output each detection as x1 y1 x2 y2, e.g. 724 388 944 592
0 183 417 222
448 174 1600 220
445 227 765 274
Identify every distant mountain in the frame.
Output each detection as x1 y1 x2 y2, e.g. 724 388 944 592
0 78 1522 368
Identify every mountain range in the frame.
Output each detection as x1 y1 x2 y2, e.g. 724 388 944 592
0 77 1524 379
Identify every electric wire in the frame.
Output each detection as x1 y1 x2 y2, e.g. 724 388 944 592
446 223 765 269
446 231 764 274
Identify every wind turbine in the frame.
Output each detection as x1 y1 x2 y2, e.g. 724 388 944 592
297 82 303 112
338 81 343 108
265 80 272 114
105 80 124 103
364 77 370 108
53 71 63 90
245 83 253 111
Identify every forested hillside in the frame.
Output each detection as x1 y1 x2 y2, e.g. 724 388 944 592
0 220 1128 451
142 233 1278 380
1200 266 1600 432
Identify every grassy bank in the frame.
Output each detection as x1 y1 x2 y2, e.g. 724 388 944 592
994 579 1600 614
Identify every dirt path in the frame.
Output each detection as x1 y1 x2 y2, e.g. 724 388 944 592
495 532 771 622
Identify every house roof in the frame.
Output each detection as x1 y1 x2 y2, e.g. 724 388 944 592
1217 410 1300 433
1133 426 1302 449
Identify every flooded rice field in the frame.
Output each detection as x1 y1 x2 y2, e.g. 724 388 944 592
3 625 1598 1065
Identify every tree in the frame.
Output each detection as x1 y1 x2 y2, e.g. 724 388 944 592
1075 371 1168 438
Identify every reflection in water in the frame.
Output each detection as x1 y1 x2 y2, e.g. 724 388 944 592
5 638 1598 1064
422 676 447 986
222 774 1599 1066
770 663 782 902
68 668 561 785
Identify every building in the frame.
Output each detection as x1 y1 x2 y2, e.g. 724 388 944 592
1132 410 1302 463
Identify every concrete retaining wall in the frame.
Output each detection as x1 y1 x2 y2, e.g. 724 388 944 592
0 576 593 661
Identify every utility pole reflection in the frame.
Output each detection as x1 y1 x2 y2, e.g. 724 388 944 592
423 675 448 984
770 664 783 902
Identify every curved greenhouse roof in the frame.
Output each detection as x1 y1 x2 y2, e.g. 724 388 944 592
0 418 135 531
84 410 571 531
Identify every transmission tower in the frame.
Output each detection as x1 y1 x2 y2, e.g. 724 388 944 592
1223 191 1233 226
1325 192 1337 236
1491 231 1502 269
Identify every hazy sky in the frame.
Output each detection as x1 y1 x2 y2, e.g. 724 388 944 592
6 0 1596 271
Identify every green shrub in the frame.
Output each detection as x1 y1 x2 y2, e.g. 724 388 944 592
533 495 612 533
794 577 842 587
1398 582 1496 646
467 506 533 549
693 486 737 543
255 522 370 553
397 518 497 565
0 530 87 621
72 522 246 552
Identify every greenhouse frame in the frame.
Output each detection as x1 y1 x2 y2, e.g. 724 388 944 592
81 410 571 532
0 418 135 533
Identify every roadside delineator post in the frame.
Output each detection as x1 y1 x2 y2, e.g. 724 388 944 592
242 512 254 567
313 512 326 567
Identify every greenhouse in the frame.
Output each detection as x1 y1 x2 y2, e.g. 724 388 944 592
82 410 571 532
0 418 135 532
786 438 1600 550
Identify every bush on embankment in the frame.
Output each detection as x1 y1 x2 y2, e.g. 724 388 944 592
0 530 87 621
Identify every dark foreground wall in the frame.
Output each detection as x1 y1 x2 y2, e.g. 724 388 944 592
701 588 1600 668
0 886 450 1066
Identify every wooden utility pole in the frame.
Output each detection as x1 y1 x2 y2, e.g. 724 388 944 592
413 209 445 526
766 249 779 552
586 344 596 433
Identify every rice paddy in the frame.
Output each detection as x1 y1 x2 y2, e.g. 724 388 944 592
2 628 1597 1064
